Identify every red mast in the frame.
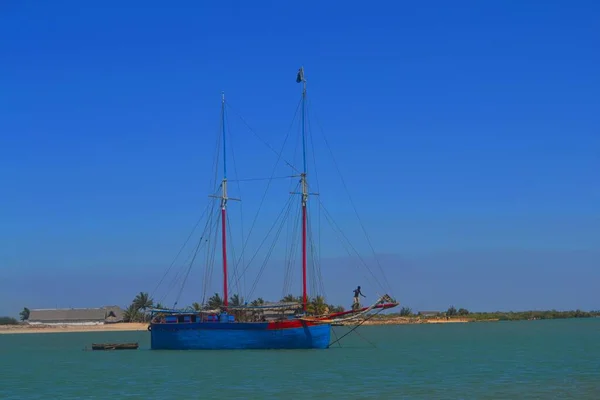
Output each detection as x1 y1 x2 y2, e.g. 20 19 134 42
302 196 307 311
297 67 308 312
222 206 228 308
221 92 229 309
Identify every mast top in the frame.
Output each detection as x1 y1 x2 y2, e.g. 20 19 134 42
221 91 227 180
297 66 308 175
296 66 304 82
296 66 307 93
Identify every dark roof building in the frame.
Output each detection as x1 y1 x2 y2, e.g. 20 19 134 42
27 306 125 325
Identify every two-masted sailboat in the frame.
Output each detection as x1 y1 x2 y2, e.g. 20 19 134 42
148 68 398 350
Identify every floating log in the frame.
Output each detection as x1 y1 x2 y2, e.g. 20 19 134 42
91 342 139 351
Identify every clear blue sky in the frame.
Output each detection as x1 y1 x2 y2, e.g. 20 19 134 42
1 1 598 316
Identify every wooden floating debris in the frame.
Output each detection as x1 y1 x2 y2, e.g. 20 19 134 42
91 342 139 351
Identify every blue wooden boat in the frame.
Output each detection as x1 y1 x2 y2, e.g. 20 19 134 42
149 312 331 350
148 67 398 350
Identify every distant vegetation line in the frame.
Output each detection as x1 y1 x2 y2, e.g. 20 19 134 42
391 306 600 321
0 317 19 325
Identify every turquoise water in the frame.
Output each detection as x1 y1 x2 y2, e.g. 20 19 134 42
1 319 599 399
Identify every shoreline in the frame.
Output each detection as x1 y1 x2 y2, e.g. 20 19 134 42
2 315 593 335
0 322 148 335
0 318 478 335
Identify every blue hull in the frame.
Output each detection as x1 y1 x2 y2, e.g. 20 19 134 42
150 321 331 350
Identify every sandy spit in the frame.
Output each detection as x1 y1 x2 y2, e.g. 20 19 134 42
0 323 148 335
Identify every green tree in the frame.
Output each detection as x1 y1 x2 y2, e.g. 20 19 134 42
250 298 265 306
447 306 457 316
458 308 470 316
399 307 412 316
191 302 202 311
329 305 345 313
19 307 30 321
229 294 243 307
133 292 153 312
281 294 302 303
123 304 143 322
208 293 223 309
0 316 19 325
306 296 328 315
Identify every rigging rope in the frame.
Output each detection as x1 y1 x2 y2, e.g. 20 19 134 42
150 199 212 299
152 109 223 304
307 211 326 300
228 103 299 286
225 109 246 298
232 192 294 290
174 224 206 306
317 198 385 293
226 101 301 174
245 193 296 300
157 205 217 306
282 188 301 299
308 99 394 296
226 212 242 297
282 121 303 300
326 309 385 349
306 105 325 299
302 295 394 325
202 204 221 305
162 206 221 307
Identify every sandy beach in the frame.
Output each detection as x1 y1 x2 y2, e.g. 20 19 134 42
0 322 148 335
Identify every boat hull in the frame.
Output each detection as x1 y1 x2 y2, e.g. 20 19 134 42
150 320 331 350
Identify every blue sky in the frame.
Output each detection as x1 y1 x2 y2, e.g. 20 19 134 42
1 1 598 316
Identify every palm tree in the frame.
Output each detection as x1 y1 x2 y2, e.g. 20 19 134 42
19 307 30 321
192 302 202 311
229 294 243 307
133 292 153 312
207 293 223 309
307 296 328 315
281 294 302 303
155 303 168 310
329 305 345 313
399 307 412 316
123 304 143 322
250 298 265 306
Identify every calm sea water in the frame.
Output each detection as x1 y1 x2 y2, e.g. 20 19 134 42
1 319 599 399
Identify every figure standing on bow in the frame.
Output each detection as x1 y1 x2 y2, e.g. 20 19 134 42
352 286 366 310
